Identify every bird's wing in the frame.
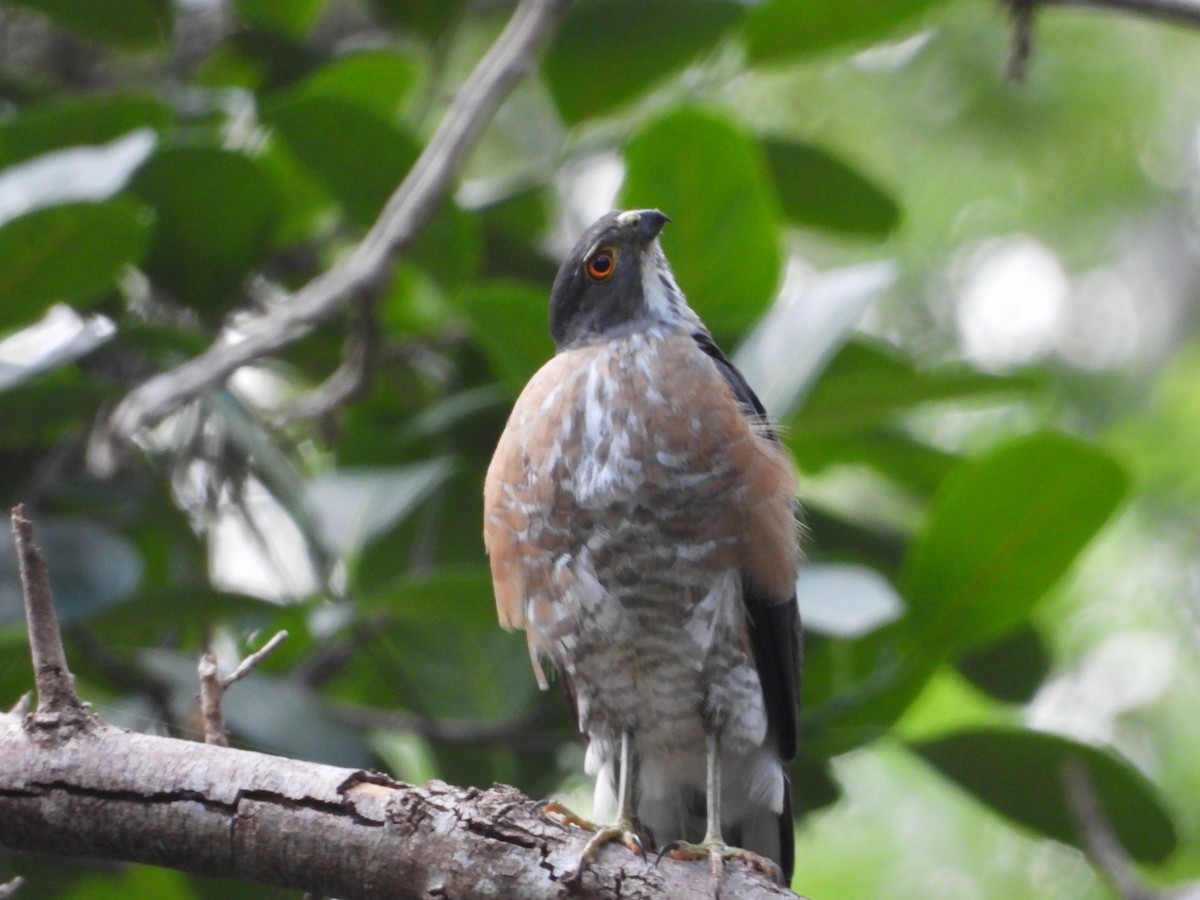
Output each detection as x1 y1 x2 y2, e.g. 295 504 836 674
691 329 801 764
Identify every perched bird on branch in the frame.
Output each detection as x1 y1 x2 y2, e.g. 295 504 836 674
484 209 802 894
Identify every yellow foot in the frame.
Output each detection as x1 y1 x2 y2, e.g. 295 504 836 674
535 801 646 882
657 839 785 899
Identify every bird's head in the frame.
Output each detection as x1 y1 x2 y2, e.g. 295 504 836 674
548 209 688 349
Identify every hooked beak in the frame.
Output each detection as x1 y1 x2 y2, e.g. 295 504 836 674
617 208 671 243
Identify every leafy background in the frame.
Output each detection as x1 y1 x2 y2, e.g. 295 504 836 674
1 0 1199 897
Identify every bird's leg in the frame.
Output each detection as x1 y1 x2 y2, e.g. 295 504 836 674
541 732 645 882
658 732 785 898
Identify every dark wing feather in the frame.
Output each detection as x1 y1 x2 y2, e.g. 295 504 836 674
692 329 801 764
691 330 778 442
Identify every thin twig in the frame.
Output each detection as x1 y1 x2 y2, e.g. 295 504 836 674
273 300 378 424
0 876 24 900
224 630 290 685
1061 757 1163 900
198 630 289 746
1040 0 1200 26
1003 0 1200 80
1004 0 1036 80
12 506 88 726
95 0 574 471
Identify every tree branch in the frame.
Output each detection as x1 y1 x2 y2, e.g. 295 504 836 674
1003 0 1200 79
1039 0 1200 26
1061 758 1200 900
4 496 794 898
0 714 794 899
94 0 574 470
198 630 289 746
11 506 89 730
272 300 377 424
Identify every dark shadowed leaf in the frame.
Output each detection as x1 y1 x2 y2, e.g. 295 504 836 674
544 0 743 124
900 433 1128 655
790 338 1028 435
912 728 1178 863
478 188 558 284
0 94 171 167
130 148 281 323
789 429 958 497
197 30 322 92
956 625 1052 704
794 753 842 815
744 0 946 62
355 566 539 722
621 108 781 335
764 138 900 237
369 0 467 37
9 0 170 48
411 201 481 292
0 201 149 328
0 374 110 450
457 280 553 395
804 504 907 575
265 94 418 227
233 0 328 37
0 518 142 624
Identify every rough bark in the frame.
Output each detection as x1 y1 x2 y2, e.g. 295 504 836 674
0 712 795 899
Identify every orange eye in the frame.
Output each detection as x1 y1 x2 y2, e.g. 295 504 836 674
586 248 616 281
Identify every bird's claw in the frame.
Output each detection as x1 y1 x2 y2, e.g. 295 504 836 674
656 838 786 898
535 800 646 882
534 798 598 833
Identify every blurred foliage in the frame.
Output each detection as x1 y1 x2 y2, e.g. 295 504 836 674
1 0 1199 897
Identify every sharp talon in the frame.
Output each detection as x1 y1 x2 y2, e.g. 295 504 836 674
629 832 648 863
655 838 783 895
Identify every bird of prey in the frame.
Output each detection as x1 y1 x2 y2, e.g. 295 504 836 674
484 209 801 892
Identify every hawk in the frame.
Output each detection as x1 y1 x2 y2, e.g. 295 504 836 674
484 209 801 891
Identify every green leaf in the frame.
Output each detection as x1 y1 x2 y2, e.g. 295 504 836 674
477 188 558 285
900 432 1128 656
294 50 420 121
356 566 539 722
9 0 170 48
956 626 1052 704
621 108 781 335
543 0 743 124
912 728 1178 863
0 374 110 450
789 429 958 496
744 0 945 63
233 0 328 37
410 200 481 292
763 138 900 237
369 0 467 37
456 280 553 396
790 338 1027 435
0 201 149 328
130 148 281 323
303 461 452 559
265 94 418 227
0 94 171 167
